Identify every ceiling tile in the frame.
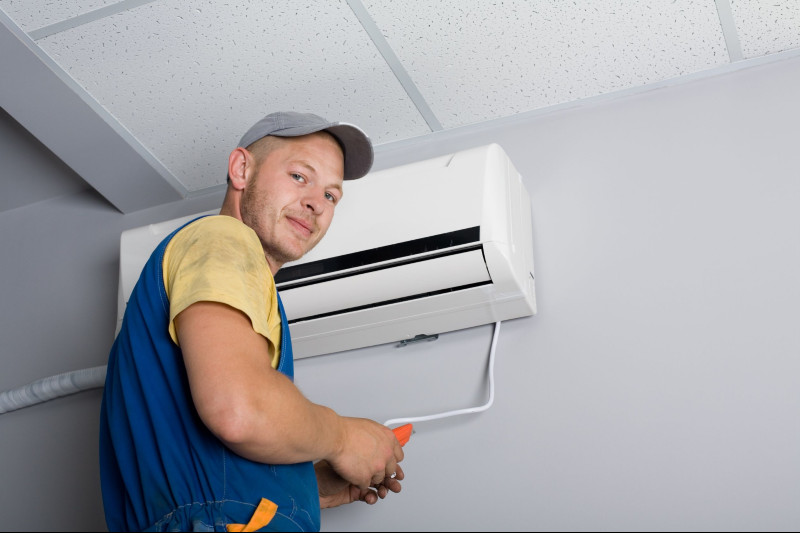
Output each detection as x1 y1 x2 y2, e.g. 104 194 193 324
35 0 429 192
365 0 729 129
730 0 800 59
0 0 117 32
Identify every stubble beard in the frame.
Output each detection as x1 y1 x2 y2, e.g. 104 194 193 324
240 185 301 268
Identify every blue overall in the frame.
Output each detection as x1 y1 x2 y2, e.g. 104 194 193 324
100 218 320 532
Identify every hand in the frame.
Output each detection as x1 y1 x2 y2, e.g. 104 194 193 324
328 417 404 490
315 460 404 508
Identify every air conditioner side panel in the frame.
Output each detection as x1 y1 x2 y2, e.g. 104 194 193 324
482 161 536 314
479 144 536 315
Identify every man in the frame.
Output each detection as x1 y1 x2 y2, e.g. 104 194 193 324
100 112 405 532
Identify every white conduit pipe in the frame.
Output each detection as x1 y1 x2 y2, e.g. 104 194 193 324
0 322 502 417
0 365 106 414
384 321 501 428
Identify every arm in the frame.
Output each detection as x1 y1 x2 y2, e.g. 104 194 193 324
175 300 403 489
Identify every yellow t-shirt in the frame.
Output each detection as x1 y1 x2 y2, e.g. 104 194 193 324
162 215 282 368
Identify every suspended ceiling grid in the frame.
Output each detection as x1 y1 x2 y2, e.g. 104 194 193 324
1 0 799 213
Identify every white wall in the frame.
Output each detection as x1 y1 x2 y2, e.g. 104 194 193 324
1 53 799 531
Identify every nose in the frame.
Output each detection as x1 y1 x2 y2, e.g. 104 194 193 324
302 190 324 214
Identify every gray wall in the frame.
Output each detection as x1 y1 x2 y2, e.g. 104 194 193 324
1 54 799 531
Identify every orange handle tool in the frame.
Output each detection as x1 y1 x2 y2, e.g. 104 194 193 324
392 424 413 447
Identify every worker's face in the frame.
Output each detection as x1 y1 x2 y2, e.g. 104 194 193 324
240 132 344 273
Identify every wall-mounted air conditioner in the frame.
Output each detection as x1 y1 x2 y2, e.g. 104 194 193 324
117 143 536 358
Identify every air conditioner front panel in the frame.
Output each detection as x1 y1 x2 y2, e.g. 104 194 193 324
284 150 486 267
280 248 491 321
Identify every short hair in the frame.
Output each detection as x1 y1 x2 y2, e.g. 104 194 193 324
227 135 286 184
245 135 288 167
226 131 342 184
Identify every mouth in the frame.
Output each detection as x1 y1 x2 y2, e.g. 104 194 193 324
286 216 313 237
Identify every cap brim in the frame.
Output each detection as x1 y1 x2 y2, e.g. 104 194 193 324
323 124 374 180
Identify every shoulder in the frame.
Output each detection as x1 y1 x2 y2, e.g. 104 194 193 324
165 215 267 275
174 215 260 247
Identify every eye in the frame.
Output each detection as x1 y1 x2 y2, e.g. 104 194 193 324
325 192 338 204
291 173 306 183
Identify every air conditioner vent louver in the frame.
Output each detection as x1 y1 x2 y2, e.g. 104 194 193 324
282 247 492 322
274 226 481 287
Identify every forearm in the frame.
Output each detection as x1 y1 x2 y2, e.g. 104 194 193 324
177 301 401 489
207 368 344 464
198 356 401 489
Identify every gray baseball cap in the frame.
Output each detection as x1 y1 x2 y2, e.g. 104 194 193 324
237 111 374 180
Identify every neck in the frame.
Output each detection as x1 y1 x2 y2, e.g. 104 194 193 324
219 188 242 221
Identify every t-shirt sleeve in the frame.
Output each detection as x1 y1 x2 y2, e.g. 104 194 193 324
162 216 281 366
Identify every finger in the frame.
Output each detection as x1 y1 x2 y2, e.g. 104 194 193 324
360 488 378 505
375 464 404 492
381 477 402 494
394 439 405 462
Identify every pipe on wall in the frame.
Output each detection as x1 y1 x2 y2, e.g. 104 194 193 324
0 365 106 414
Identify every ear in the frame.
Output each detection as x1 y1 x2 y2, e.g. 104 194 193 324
227 147 251 191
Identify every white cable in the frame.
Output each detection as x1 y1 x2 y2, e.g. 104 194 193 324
0 365 106 415
383 321 501 428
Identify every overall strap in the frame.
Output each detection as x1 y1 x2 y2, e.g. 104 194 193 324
275 292 295 381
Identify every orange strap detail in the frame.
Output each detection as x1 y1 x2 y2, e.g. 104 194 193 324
226 498 278 532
